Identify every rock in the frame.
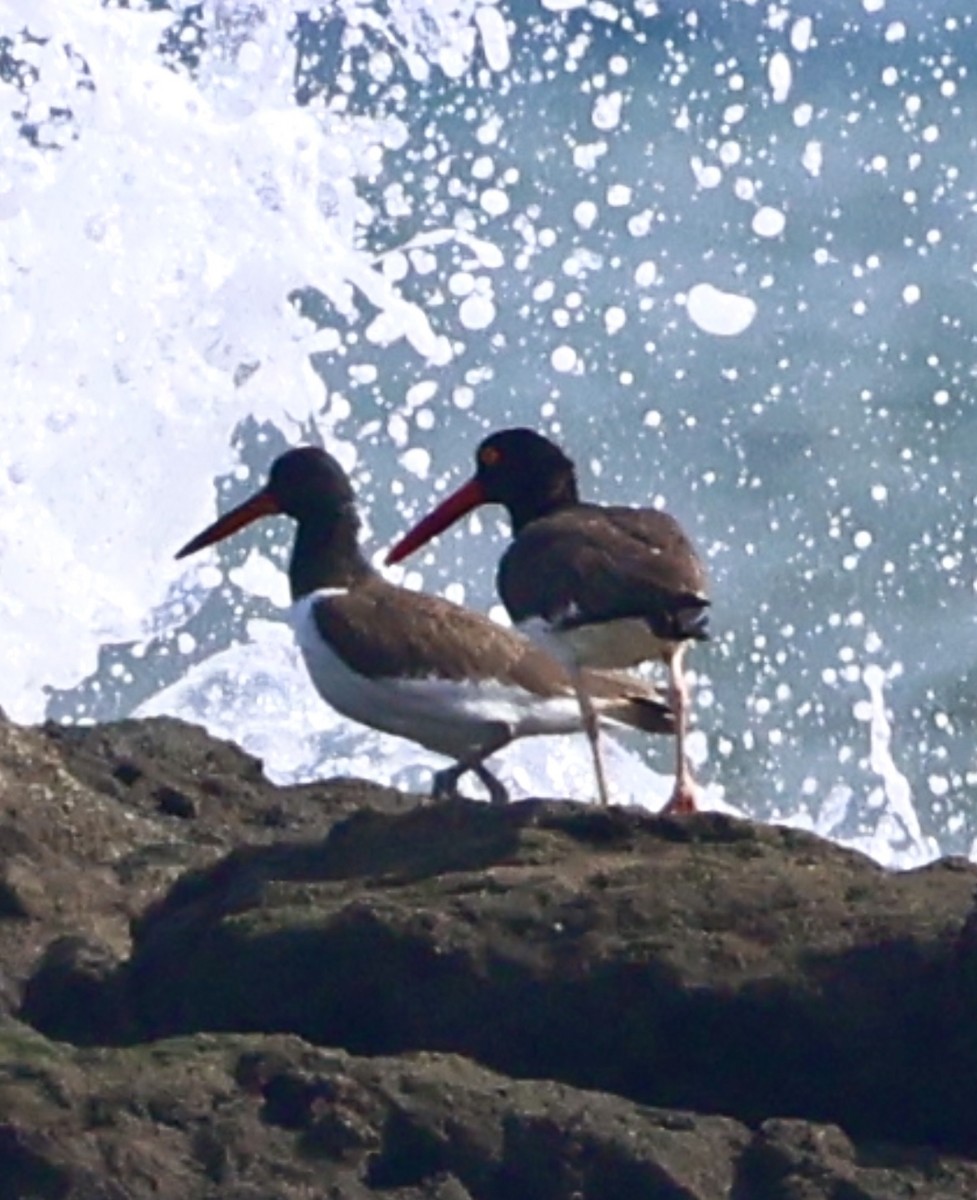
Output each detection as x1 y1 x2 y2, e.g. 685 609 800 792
0 712 412 1009
0 1027 750 1200
0 854 48 919
155 784 199 819
0 1027 974 1200
126 799 977 1154
738 1117 977 1199
20 935 132 1045
0 709 975 1194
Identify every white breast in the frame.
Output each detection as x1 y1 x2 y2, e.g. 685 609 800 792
517 614 671 670
290 591 587 763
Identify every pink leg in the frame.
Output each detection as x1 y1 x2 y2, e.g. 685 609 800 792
660 645 700 815
571 667 612 807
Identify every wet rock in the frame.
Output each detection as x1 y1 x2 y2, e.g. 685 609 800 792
0 711 412 1008
0 1027 974 1200
737 1117 977 1200
155 784 198 819
0 709 975 1195
20 935 131 1045
0 854 47 919
127 799 977 1154
0 1029 750 1200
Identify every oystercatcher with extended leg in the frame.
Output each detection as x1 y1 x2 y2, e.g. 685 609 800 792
387 429 709 812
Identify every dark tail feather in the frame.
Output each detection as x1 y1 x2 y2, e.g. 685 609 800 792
675 596 710 642
585 672 676 736
617 693 676 736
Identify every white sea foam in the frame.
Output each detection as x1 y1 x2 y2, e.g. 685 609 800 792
780 663 937 869
685 283 757 336
0 0 442 714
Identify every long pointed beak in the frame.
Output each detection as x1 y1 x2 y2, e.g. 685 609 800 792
175 488 281 559
385 477 487 565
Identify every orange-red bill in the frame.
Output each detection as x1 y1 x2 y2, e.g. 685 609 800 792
175 489 280 559
385 477 486 566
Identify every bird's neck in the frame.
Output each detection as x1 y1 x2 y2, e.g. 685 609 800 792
507 474 580 534
289 514 372 600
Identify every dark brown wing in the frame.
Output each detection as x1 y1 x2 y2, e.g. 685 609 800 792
313 578 675 736
498 504 709 640
311 577 569 696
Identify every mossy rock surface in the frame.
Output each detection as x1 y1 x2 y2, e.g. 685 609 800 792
3 711 977 1196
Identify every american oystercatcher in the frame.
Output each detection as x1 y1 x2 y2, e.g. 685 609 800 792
176 446 676 804
386 428 710 812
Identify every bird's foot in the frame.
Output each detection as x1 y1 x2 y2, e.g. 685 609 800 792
473 764 510 806
432 764 510 806
431 766 464 803
660 779 700 815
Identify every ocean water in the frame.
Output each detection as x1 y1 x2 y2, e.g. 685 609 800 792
2 0 974 867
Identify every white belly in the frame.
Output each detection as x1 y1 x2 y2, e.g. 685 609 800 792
291 593 587 762
517 615 671 670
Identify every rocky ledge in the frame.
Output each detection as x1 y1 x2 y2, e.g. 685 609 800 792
1 712 977 1198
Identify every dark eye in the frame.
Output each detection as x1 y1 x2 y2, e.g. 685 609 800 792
480 446 502 467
